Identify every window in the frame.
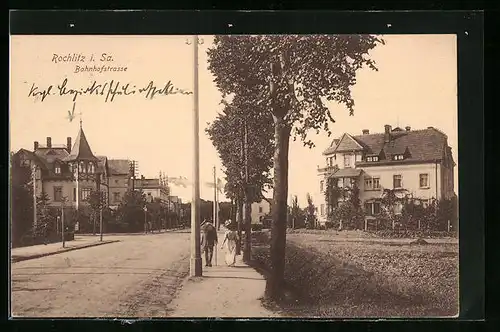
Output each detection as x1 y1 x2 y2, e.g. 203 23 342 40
81 188 92 201
320 180 324 192
366 156 379 162
373 177 381 189
364 202 371 215
53 186 63 202
54 164 61 174
73 188 76 201
355 154 362 162
259 206 263 213
115 179 119 184
419 173 429 188
373 156 379 162
366 156 373 162
79 162 85 173
365 202 381 216
113 192 121 202
393 175 402 189
344 155 352 168
320 204 325 216
364 177 373 190
87 162 95 173
393 154 404 161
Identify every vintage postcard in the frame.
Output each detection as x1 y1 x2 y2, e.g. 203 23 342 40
9 34 458 318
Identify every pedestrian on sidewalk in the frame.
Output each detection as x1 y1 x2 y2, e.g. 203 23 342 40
221 220 239 267
201 219 218 267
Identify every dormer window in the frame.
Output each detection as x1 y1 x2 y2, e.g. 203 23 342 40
366 156 379 162
79 162 85 173
393 154 404 161
88 162 95 173
54 164 61 174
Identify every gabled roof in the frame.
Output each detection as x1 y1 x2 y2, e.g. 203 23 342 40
14 148 47 170
328 133 364 153
63 127 98 162
323 127 450 164
108 159 130 175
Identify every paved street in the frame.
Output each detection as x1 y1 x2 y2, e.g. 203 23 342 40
11 232 190 317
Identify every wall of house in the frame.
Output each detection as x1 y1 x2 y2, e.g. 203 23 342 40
246 200 271 224
314 161 451 225
324 151 363 170
359 162 442 202
42 179 101 207
108 174 129 206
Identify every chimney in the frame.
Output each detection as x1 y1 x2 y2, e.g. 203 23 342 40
384 125 392 143
362 129 369 135
34 141 39 150
405 126 411 132
46 137 52 148
66 137 72 152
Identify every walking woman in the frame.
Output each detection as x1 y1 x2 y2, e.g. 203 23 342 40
221 220 239 267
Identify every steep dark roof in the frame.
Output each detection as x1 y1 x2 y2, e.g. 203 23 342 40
33 147 70 172
324 127 450 163
63 127 98 162
108 159 130 175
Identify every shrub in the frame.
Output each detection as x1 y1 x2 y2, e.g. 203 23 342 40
251 223 264 231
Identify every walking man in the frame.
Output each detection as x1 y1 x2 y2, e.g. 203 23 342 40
201 219 218 267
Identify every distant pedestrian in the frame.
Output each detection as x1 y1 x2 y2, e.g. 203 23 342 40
221 220 239 267
201 220 218 267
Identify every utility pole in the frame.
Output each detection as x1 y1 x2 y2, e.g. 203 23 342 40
188 35 202 277
99 197 103 242
213 166 217 229
216 178 220 231
31 164 37 228
61 198 66 248
243 119 251 261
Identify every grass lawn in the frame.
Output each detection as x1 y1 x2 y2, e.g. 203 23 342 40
251 230 458 318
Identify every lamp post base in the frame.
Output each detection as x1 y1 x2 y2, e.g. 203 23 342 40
189 257 202 277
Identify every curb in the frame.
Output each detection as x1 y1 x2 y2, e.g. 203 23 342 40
11 240 121 263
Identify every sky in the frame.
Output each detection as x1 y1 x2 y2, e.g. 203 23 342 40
10 34 457 206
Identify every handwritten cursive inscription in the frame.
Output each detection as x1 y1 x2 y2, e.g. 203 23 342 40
27 78 193 103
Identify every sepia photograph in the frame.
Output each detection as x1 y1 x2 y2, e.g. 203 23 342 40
9 33 458 318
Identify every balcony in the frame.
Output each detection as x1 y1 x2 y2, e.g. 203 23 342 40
317 165 339 174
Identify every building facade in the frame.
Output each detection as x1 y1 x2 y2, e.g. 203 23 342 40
313 125 456 225
243 199 272 224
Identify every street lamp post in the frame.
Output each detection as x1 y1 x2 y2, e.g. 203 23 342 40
187 35 203 277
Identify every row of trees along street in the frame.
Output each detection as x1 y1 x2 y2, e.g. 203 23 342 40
205 35 384 301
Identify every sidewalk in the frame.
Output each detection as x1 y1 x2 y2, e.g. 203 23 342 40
168 234 278 318
11 236 120 263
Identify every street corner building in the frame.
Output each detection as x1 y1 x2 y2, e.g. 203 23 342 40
313 124 457 227
11 123 138 230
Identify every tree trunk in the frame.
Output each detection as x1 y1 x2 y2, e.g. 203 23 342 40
243 200 252 261
236 196 243 255
265 119 291 301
